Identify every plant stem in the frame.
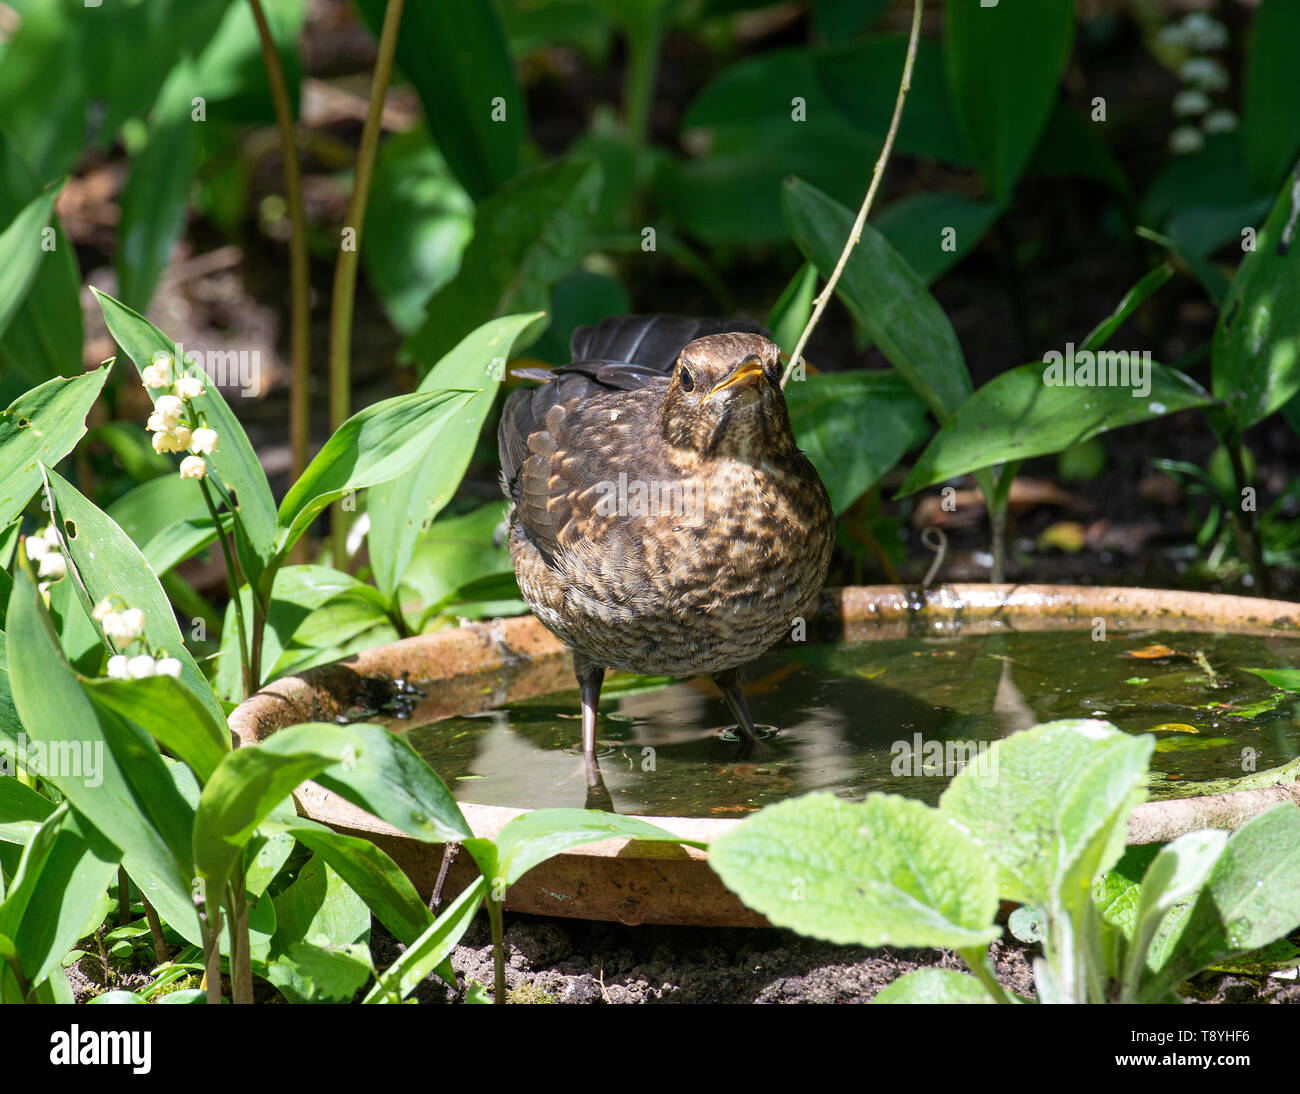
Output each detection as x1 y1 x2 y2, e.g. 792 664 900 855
199 479 252 697
248 0 312 506
1224 434 1270 596
142 897 170 966
781 0 925 387
958 946 1014 1004
201 892 224 1004
328 0 405 568
117 868 130 927
622 10 663 174
487 896 506 1004
226 877 253 1005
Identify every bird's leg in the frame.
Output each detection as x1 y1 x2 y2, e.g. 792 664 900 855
574 656 606 789
713 666 758 743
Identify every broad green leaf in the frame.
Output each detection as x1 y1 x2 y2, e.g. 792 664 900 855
0 133 82 401
92 288 277 588
0 777 54 845
0 184 63 344
0 366 110 530
786 370 930 514
940 720 1153 912
0 805 119 991
873 968 995 1004
709 792 1000 950
7 569 197 934
43 466 223 725
368 312 541 597
403 158 601 371
277 820 433 945
766 263 817 358
276 389 479 557
355 0 523 200
402 501 520 622
1143 803 1300 1000
115 60 200 312
1211 166 1300 430
81 675 229 785
782 177 970 422
267 855 371 1004
1241 667 1300 692
1028 101 1129 195
1121 829 1228 1001
898 361 1213 495
873 192 1003 285
1243 0 1300 195
364 876 486 1003
466 808 700 890
362 126 474 335
943 0 1074 201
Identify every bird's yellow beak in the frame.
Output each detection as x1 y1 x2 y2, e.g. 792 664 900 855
704 356 765 401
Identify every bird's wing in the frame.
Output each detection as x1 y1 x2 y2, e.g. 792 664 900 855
568 314 767 378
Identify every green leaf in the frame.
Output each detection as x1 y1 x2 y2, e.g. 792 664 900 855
403 159 602 371
43 466 223 725
355 0 523 200
1121 829 1228 1001
276 389 479 557
362 126 474 335
6 569 197 936
81 675 229 785
277 819 433 946
1080 264 1174 354
898 360 1213 495
368 312 541 598
1211 165 1300 430
364 876 486 1003
92 289 277 588
939 720 1153 912
0 134 82 400
873 193 1004 285
942 0 1074 201
467 808 699 891
0 183 64 345
115 60 200 312
267 855 371 1004
766 263 817 358
872 967 995 1004
786 371 930 514
0 805 119 990
782 177 971 422
1243 0 1300 195
0 777 55 846
0 366 110 530
402 502 519 622
709 792 1000 950
1143 803 1300 999
1241 667 1300 692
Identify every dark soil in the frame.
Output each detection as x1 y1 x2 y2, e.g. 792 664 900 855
367 914 1300 1005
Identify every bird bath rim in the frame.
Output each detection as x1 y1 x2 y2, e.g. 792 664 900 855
227 584 1300 927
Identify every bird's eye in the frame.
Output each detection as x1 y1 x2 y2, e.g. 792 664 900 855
678 366 694 392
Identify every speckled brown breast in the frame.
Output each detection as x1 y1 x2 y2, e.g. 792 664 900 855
500 357 834 678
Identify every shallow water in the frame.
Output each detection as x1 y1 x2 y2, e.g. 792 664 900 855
390 630 1300 816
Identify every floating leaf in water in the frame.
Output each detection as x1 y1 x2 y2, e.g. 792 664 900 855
1155 736 1234 753
1241 667 1300 692
1152 723 1200 734
1125 677 1150 686
1123 644 1184 660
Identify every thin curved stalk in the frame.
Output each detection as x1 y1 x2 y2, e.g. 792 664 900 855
781 0 925 388
248 0 311 509
328 0 406 568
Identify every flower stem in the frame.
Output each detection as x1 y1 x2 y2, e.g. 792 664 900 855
199 478 252 698
247 0 312 507
328 0 406 568
781 0 925 387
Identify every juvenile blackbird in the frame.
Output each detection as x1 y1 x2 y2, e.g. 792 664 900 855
498 315 833 777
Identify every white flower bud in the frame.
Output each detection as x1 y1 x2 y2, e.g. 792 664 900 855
152 430 178 454
174 375 205 400
38 552 67 579
127 655 157 679
154 657 183 678
1170 125 1205 155
118 608 146 641
154 395 184 426
1202 108 1238 135
179 455 207 480
142 363 172 389
23 536 50 561
107 655 130 680
1173 89 1210 117
172 425 193 450
92 598 115 622
42 524 61 546
1179 58 1228 92
190 428 219 456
